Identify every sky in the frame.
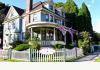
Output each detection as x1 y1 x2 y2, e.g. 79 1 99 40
0 0 100 33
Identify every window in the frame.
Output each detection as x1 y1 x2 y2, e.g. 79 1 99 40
62 21 65 25
54 19 57 23
45 14 49 21
49 5 53 10
12 21 16 29
33 14 37 22
49 15 53 22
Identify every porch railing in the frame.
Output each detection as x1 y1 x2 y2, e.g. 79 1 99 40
38 41 65 46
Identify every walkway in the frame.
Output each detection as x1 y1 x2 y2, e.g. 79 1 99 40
76 50 100 62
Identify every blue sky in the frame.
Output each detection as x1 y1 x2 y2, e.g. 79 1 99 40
0 0 100 33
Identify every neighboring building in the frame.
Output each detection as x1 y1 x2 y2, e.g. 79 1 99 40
2 0 77 49
0 7 9 49
3 6 24 49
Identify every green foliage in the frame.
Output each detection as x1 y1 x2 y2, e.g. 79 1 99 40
65 0 78 15
53 44 63 50
64 0 79 30
78 2 93 33
54 1 93 33
67 43 74 49
78 31 91 55
29 37 40 50
14 44 30 51
93 31 100 44
25 31 30 40
95 57 100 62
9 40 23 49
54 2 64 8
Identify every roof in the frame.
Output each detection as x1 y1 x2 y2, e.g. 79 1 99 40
13 6 25 16
32 1 43 9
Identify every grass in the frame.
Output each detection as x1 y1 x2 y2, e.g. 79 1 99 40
0 58 8 61
95 57 100 62
0 58 24 62
7 59 24 62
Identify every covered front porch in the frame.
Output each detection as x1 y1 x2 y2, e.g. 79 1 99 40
29 27 65 47
26 22 78 48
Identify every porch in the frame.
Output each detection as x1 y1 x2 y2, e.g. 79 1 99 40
29 27 65 47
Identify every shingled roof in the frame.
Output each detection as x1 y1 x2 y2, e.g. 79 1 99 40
32 1 43 9
13 6 25 16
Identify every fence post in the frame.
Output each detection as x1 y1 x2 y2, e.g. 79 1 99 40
29 48 33 62
63 48 66 62
75 47 77 58
8 49 12 60
74 41 77 58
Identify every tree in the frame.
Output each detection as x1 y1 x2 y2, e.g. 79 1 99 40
78 31 91 55
64 0 79 30
78 2 93 33
54 2 64 8
93 31 100 44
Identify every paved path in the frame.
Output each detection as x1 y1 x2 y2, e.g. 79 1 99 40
76 50 100 62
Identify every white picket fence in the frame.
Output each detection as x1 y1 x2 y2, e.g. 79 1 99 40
31 49 64 62
0 50 8 58
31 48 84 62
0 48 84 62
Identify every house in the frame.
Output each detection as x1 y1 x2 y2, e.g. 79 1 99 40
0 7 9 49
2 0 78 49
2 6 24 49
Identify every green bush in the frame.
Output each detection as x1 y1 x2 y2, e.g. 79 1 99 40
14 44 30 51
29 38 40 50
53 44 63 50
25 31 30 40
78 31 91 55
9 40 23 49
67 43 74 49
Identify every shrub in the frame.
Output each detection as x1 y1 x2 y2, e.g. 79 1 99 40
78 31 91 55
29 40 40 50
53 44 63 50
67 43 74 49
9 40 23 49
25 31 30 40
14 44 30 51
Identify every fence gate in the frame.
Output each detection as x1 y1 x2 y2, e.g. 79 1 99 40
31 49 65 62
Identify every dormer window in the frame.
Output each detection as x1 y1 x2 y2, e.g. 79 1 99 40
49 5 53 11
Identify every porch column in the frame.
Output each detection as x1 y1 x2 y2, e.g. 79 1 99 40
40 28 42 40
30 28 33 40
54 28 56 41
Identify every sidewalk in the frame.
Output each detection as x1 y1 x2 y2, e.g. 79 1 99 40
75 50 100 62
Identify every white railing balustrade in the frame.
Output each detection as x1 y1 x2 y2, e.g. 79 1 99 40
38 41 65 46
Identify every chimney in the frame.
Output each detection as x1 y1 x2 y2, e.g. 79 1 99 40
26 0 33 13
25 0 33 27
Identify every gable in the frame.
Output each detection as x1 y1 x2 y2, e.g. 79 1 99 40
3 6 21 24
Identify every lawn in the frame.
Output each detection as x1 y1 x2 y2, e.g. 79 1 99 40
95 57 100 62
0 58 24 62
